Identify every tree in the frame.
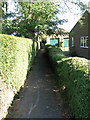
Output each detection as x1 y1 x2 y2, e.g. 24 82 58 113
2 0 88 40
1 1 18 35
2 19 18 35
15 1 66 41
0 1 8 33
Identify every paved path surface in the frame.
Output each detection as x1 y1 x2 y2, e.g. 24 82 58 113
8 49 63 118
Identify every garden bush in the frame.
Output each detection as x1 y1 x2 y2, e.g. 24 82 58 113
0 34 39 118
45 45 89 118
0 34 39 92
70 51 78 57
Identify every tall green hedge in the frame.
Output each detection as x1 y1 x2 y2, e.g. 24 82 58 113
0 34 39 93
45 45 89 118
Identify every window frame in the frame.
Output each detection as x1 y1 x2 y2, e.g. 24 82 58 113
72 37 74 47
80 36 88 48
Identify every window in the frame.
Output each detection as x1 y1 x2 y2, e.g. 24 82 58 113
80 36 88 48
85 36 88 47
72 37 74 47
80 37 84 47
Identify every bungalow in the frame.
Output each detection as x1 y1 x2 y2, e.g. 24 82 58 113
46 29 69 48
69 10 89 58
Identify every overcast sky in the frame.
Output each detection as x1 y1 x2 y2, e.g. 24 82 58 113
7 0 89 32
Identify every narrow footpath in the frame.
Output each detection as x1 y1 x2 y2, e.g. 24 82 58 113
7 49 66 118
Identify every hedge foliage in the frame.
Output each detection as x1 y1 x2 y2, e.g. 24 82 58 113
0 34 39 93
45 45 89 118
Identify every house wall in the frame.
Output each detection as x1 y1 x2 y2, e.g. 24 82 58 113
88 9 90 59
46 36 50 44
69 11 89 58
46 34 69 47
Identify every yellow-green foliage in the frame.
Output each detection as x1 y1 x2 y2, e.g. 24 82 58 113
60 39 64 47
0 34 38 93
45 45 89 118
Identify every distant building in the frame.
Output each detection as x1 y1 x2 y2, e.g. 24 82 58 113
69 10 89 58
46 28 69 47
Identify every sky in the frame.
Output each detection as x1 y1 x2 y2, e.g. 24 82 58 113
57 0 89 32
7 0 89 32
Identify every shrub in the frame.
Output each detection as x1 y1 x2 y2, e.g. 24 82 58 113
45 45 89 118
0 34 39 92
0 34 40 119
60 39 64 47
0 34 39 118
70 51 78 57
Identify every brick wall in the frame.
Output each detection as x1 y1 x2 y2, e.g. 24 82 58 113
69 11 89 58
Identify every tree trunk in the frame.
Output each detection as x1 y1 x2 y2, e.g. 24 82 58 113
31 32 35 42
